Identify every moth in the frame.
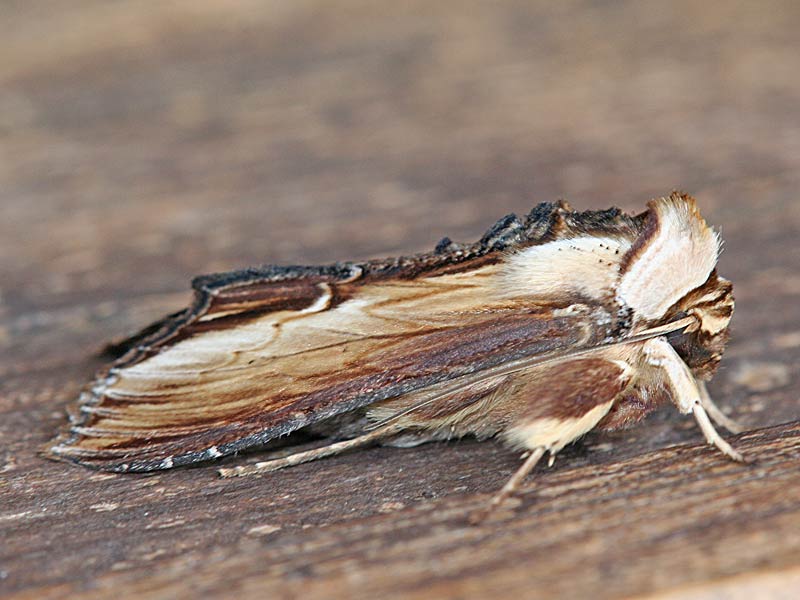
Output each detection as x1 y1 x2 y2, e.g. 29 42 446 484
50 193 744 519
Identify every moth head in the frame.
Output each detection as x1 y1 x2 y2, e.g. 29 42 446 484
617 193 733 377
665 271 734 378
501 192 733 378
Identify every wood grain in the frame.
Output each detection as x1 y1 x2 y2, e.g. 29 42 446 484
2 1 799 598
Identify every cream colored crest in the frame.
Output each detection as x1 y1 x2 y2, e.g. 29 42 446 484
501 235 631 301
617 198 720 322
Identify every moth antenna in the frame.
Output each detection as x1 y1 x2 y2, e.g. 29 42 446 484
218 423 402 478
368 316 698 432
468 447 546 525
691 402 746 463
697 380 744 434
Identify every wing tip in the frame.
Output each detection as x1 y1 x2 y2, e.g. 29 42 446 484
44 438 172 473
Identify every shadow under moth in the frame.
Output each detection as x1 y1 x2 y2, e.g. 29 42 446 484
50 193 744 520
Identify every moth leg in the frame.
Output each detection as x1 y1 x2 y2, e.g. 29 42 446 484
468 447 546 525
644 337 745 462
691 402 745 462
219 423 402 478
697 380 744 434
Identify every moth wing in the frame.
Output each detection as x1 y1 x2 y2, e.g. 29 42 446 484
104 266 360 365
50 262 599 471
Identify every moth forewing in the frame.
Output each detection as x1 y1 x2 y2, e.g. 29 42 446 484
49 193 742 519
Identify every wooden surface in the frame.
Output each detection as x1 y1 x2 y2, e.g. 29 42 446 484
1 1 799 598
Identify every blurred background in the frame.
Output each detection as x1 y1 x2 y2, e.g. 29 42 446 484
3 0 800 425
4 0 800 438
4 0 799 413
3 1 799 273
3 2 800 597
